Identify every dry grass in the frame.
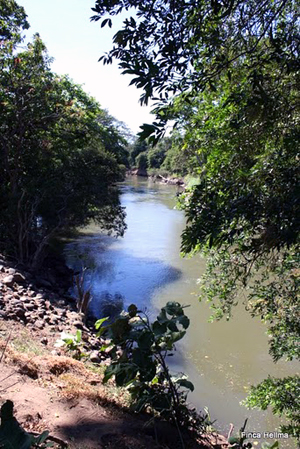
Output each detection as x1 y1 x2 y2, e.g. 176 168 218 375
0 321 47 356
45 355 87 376
0 330 131 412
58 371 131 409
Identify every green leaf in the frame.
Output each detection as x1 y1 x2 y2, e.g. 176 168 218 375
157 309 168 324
95 316 109 330
152 320 167 336
167 320 179 332
164 302 184 316
33 430 50 444
128 304 138 317
175 378 194 391
137 331 154 350
75 329 82 343
169 330 186 343
178 315 190 329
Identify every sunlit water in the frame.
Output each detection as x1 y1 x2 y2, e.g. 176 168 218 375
65 176 298 447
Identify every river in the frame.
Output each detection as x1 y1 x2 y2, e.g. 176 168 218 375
65 176 297 447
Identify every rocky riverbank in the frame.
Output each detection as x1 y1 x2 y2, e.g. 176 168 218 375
0 254 106 363
126 169 185 186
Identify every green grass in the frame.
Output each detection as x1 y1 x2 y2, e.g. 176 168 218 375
0 323 47 356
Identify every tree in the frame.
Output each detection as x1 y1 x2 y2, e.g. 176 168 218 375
135 151 148 172
92 0 300 439
92 0 298 140
0 26 126 266
128 139 148 166
147 137 169 169
0 0 29 43
176 58 299 439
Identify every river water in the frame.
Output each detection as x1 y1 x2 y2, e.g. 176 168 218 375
65 176 297 447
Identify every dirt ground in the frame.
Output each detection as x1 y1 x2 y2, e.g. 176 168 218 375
0 321 227 449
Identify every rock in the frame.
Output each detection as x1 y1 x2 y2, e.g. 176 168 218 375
90 351 101 363
0 265 5 272
35 320 45 330
2 272 26 286
2 275 14 287
73 320 83 329
40 337 48 345
14 307 25 318
25 303 36 311
27 290 36 297
13 272 26 283
7 268 16 275
35 293 44 299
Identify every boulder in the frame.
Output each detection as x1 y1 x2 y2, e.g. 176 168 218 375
13 272 26 283
90 351 101 363
2 275 14 287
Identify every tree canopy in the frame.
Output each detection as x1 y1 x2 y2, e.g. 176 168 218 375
92 0 299 138
0 0 29 42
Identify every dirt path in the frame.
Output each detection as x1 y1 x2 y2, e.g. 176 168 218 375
0 350 168 449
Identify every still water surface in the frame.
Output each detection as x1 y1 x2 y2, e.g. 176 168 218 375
65 177 297 447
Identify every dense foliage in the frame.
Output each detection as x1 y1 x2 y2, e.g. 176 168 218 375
93 0 300 439
96 302 209 439
0 0 29 42
92 0 298 140
243 376 300 439
0 6 128 266
128 134 195 177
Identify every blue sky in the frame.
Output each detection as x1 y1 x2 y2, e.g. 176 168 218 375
19 0 153 135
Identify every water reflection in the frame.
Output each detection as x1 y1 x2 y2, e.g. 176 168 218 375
65 233 182 318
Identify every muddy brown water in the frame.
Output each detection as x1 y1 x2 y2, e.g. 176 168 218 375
65 176 298 448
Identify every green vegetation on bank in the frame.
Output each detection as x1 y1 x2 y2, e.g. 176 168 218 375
127 133 196 177
93 0 300 442
0 0 128 267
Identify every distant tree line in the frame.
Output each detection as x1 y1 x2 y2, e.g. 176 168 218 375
128 134 197 176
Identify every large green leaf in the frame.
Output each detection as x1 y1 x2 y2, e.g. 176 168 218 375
152 320 167 336
137 331 154 350
175 378 194 392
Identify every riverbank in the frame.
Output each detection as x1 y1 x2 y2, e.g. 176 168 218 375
126 169 185 186
0 253 229 449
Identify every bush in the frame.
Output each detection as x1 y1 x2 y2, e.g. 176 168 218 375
96 302 209 436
